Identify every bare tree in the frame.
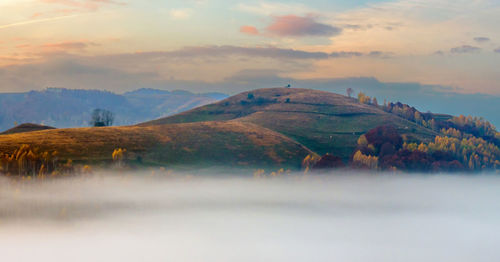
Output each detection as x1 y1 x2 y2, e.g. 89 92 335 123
346 88 354 98
90 109 114 127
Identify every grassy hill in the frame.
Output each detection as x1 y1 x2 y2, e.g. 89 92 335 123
0 123 55 135
0 121 312 169
142 88 438 159
0 87 442 170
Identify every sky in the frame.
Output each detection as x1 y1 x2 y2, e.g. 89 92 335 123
0 0 500 96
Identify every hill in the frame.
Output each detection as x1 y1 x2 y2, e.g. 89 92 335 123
0 88 228 132
6 87 487 173
0 121 312 169
142 88 438 159
0 123 55 135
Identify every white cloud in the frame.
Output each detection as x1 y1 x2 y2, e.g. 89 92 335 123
235 2 315 16
169 8 193 20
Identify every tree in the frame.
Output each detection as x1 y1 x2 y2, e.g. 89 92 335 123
357 92 372 104
346 88 354 98
112 148 127 167
90 109 114 127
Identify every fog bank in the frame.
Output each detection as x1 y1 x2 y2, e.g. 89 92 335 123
1 172 500 262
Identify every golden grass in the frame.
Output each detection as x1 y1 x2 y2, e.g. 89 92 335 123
0 121 313 168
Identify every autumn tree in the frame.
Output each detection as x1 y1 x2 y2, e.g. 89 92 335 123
357 92 371 104
112 148 127 167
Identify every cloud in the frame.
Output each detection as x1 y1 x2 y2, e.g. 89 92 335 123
236 3 314 16
41 41 98 52
450 45 481 54
144 45 331 60
0 14 79 30
104 46 384 61
473 37 490 43
240 25 259 35
330 51 363 58
40 0 124 12
367 51 393 58
169 8 193 20
266 15 342 37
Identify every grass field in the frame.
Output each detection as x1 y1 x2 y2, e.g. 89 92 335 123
0 121 313 169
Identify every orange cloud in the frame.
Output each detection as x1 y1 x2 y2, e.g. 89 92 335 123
240 25 259 35
266 15 341 37
41 41 98 52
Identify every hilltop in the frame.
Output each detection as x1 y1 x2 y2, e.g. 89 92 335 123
0 123 55 135
142 88 437 159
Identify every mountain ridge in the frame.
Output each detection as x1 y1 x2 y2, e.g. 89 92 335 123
0 88 228 132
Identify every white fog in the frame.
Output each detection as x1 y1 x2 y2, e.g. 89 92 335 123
1 171 500 262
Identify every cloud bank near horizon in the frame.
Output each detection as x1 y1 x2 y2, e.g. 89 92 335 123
1 0 499 96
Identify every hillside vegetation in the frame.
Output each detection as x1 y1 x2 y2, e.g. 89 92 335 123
0 121 312 169
142 88 437 159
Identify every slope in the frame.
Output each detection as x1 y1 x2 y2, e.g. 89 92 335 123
0 121 313 169
141 88 438 159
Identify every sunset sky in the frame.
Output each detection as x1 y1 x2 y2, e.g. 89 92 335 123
1 0 499 95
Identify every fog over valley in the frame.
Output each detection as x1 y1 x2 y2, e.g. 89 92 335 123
1 172 500 262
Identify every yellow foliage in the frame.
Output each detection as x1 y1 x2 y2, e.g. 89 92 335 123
112 148 127 167
352 150 378 169
357 135 368 147
82 165 93 174
302 154 321 171
253 169 265 178
0 144 60 177
357 92 371 104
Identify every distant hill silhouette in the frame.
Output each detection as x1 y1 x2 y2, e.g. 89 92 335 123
0 88 228 132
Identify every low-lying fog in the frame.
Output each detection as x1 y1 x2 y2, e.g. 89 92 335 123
1 171 500 262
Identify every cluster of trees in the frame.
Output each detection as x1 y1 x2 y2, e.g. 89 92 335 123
90 109 114 127
0 145 133 177
302 153 346 172
381 101 440 130
253 168 290 178
446 115 498 143
404 135 500 171
356 92 500 150
357 92 378 106
349 125 496 172
352 151 379 169
302 154 322 173
0 144 73 177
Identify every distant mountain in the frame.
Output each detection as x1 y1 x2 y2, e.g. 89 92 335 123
0 88 228 132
